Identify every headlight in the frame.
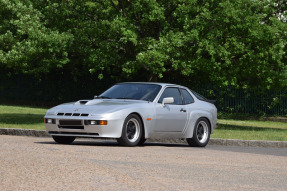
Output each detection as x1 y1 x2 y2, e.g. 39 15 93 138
46 108 60 116
46 111 56 116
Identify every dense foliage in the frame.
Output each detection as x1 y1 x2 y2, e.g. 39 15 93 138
1 0 287 91
0 0 72 74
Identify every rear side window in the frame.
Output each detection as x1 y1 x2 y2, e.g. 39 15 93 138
190 90 207 100
158 88 183 105
181 89 194 104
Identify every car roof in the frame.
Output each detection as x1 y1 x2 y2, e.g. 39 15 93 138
117 82 183 88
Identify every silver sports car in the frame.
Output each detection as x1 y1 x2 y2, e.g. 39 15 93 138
44 82 217 147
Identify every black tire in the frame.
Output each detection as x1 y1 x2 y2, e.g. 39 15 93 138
52 136 76 144
186 118 210 147
117 114 143 147
138 138 146 146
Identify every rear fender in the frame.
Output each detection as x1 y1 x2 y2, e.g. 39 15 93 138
183 110 215 138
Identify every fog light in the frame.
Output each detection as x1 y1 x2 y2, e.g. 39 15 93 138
90 120 96 125
44 118 55 124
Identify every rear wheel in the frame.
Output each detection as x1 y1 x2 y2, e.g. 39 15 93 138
52 136 75 144
117 114 143 147
186 118 210 147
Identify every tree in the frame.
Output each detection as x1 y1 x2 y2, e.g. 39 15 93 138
0 0 72 74
82 0 287 89
1 0 286 90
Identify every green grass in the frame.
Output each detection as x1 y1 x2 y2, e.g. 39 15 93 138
0 105 286 141
212 119 287 141
0 105 46 130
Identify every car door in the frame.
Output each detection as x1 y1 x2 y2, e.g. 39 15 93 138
155 87 188 132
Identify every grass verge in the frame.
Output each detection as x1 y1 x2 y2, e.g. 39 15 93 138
0 105 46 130
0 105 286 141
212 119 287 141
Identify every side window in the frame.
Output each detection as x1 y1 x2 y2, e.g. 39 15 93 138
158 88 183 105
181 89 194 104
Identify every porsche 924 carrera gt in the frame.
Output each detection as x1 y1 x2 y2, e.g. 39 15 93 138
44 82 217 147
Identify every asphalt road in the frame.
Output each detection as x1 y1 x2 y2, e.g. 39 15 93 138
1 135 287 191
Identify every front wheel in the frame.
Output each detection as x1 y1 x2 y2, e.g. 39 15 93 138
186 118 210 147
52 136 75 144
117 114 143 147
138 138 146 145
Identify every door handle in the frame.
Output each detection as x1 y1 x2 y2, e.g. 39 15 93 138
180 108 186 112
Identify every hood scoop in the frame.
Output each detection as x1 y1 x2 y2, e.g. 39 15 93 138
75 99 103 105
79 100 88 105
75 100 90 105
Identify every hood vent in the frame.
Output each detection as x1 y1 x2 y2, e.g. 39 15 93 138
79 101 88 105
75 99 102 105
57 112 89 117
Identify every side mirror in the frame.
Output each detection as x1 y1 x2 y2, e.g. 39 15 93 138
162 97 174 107
94 95 98 99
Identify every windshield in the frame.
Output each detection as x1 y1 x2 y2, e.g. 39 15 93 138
99 83 162 102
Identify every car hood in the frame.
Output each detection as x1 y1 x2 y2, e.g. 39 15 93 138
46 99 149 115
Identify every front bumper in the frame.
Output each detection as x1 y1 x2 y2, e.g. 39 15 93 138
44 116 124 138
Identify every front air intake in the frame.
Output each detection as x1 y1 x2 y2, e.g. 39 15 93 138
59 120 82 126
58 126 84 129
49 131 99 136
57 113 89 117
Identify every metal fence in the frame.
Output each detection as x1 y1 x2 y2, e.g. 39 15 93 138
1 71 287 115
195 87 287 115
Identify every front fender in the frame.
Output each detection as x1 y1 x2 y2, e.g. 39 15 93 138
103 106 155 139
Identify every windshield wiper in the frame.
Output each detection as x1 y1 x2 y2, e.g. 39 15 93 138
94 96 111 99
